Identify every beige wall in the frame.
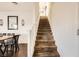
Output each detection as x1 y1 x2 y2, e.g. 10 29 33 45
48 2 79 57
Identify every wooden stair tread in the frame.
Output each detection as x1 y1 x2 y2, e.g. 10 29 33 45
39 23 50 25
38 30 51 33
38 26 50 28
35 45 57 48
34 47 57 53
35 40 55 47
34 51 60 57
36 39 54 42
38 31 51 33
34 46 57 53
38 30 51 32
37 35 53 37
38 28 51 30
38 28 51 29
36 40 55 44
36 43 55 47
37 33 52 35
36 35 54 40
39 25 50 27
38 28 50 29
33 17 60 57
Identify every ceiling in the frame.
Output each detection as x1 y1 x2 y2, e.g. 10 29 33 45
0 2 34 11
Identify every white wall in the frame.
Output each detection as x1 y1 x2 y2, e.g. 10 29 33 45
0 2 36 44
0 2 39 57
77 3 79 55
0 12 31 44
49 2 79 57
29 2 39 57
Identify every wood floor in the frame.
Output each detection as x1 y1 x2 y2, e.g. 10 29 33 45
33 17 60 57
0 44 27 57
13 44 27 57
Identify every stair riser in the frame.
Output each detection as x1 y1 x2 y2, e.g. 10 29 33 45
38 30 51 31
39 21 49 22
38 27 50 29
38 26 50 28
39 23 50 25
39 22 49 24
38 30 51 32
38 27 51 31
34 49 57 53
36 38 54 41
36 36 54 40
38 28 51 30
34 47 57 53
35 49 53 53
38 28 51 29
39 21 49 23
34 49 60 57
36 37 42 39
35 44 55 47
39 24 50 26
37 32 52 35
34 54 60 57
35 41 55 46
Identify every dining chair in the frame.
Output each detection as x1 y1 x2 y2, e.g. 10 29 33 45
7 33 12 36
0 33 3 37
3 35 20 56
0 40 5 56
12 33 15 36
13 35 20 52
4 37 15 56
3 33 6 36
7 33 15 36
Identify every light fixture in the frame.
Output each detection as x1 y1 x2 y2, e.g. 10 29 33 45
21 19 25 26
12 2 18 5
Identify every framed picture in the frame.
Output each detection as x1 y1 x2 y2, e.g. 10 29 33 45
8 16 18 30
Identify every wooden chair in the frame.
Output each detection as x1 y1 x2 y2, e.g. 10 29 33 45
0 40 4 56
0 33 3 37
4 37 15 56
3 35 20 56
3 33 6 36
13 35 20 52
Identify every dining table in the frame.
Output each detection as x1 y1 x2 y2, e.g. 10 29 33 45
0 36 14 56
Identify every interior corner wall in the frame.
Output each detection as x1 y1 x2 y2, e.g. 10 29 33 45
29 2 39 57
78 3 79 56
49 2 79 57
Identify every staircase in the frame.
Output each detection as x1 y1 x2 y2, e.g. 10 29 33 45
33 17 60 57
